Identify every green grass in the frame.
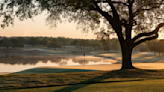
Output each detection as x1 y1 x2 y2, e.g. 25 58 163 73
1 69 164 90
15 68 98 74
1 79 164 92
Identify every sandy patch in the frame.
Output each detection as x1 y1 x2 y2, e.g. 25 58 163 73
0 72 12 75
39 63 164 71
156 60 164 63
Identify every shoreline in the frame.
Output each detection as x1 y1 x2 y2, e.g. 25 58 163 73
1 63 164 75
0 72 12 75
39 63 164 70
1 50 164 75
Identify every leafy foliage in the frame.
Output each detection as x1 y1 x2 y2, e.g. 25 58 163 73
0 38 24 49
146 39 164 55
76 40 90 49
0 40 3 47
57 37 69 48
28 37 40 46
90 41 103 50
71 39 79 46
110 38 120 51
10 38 24 48
2 38 13 48
47 39 62 50
39 37 49 46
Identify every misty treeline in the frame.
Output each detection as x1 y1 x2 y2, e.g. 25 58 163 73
146 39 164 56
0 36 120 51
0 37 24 49
1 36 163 54
134 39 164 56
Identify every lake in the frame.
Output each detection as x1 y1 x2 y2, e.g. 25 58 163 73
0 54 117 73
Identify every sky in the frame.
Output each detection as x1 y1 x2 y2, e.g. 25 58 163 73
0 14 164 39
0 14 97 39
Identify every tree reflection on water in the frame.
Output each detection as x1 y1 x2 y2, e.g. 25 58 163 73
0 55 114 66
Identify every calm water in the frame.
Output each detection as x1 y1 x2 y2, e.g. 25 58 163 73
0 55 117 73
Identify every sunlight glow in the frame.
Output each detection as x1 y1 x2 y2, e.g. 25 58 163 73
0 14 96 39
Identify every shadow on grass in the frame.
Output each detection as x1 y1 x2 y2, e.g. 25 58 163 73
54 84 89 92
53 69 159 92
2 69 164 91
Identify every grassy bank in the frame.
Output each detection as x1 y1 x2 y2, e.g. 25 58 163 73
1 69 164 90
1 79 164 92
15 68 98 74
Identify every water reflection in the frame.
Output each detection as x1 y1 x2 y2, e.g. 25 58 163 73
0 55 117 72
72 56 111 66
0 55 115 66
0 55 68 65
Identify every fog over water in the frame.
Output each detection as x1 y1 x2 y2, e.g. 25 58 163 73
0 55 116 72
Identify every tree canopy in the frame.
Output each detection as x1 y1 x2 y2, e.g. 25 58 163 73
28 37 40 46
1 0 164 69
146 39 164 55
2 38 12 48
47 39 62 50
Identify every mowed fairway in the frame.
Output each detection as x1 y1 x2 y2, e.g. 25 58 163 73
1 79 164 92
1 69 164 91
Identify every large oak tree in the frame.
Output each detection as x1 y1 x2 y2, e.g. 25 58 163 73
1 0 164 69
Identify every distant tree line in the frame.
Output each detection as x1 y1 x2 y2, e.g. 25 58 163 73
146 39 164 56
0 36 121 51
0 38 24 49
133 39 164 56
71 38 120 51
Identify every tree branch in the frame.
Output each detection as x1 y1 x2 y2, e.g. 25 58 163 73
93 1 113 22
121 19 128 27
133 6 159 17
132 23 164 47
106 0 120 21
133 1 164 17
132 23 164 42
105 0 126 43
95 1 128 6
126 0 134 40
112 1 128 6
133 34 158 48
94 0 125 42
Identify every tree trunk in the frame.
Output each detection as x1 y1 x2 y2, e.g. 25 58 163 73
121 45 136 69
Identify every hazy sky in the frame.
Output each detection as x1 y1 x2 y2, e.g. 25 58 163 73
0 14 164 39
0 14 97 39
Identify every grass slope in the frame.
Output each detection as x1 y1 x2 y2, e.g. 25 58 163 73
15 68 97 74
1 79 164 92
1 69 164 90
